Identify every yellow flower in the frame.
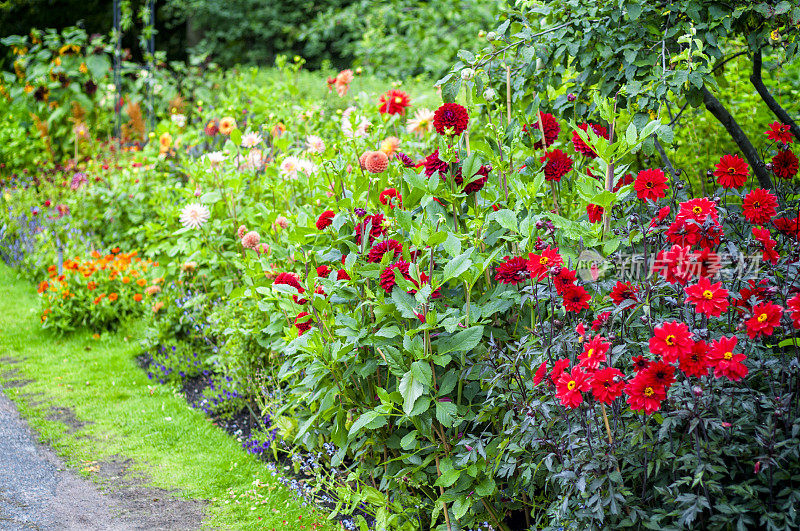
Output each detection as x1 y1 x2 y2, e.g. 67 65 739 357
52 56 61 66
79 62 88 74
159 132 172 151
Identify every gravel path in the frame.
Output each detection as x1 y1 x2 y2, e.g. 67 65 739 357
0 389 129 531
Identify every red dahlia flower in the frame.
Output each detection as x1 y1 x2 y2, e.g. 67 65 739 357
294 312 313 335
631 356 650 372
709 335 748 381
688 247 722 279
591 311 611 331
772 149 799 180
677 198 720 224
579 335 610 369
379 188 402 209
751 227 780 264
553 267 577 294
433 103 469 136
651 244 693 285
274 272 305 296
591 367 625 404
609 281 638 306
555 366 592 408
679 340 711 378
541 149 573 182
714 154 749 188
562 284 591 313
685 276 729 317
378 89 411 115
773 213 800 240
745 302 783 339
380 260 412 294
649 321 693 363
787 294 800 329
550 358 571 383
355 213 387 246
495 255 530 285
571 123 608 159
533 362 548 386
316 210 335 230
527 245 563 280
524 112 561 149
613 172 635 192
742 188 778 225
640 360 676 390
368 239 403 263
316 265 332 277
648 206 672 231
634 168 669 202
586 204 604 223
625 373 666 414
463 164 491 194
667 198 723 249
765 121 793 144
734 279 770 314
337 269 350 281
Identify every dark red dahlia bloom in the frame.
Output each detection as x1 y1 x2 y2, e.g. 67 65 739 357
562 284 591 313
609 281 638 306
751 227 780 264
679 339 711 378
772 149 799 180
463 164 491 194
541 149 573 182
578 335 610 369
742 188 778 225
433 103 469 136
555 366 591 408
666 198 723 249
337 269 351 281
528 245 563 280
274 272 305 294
294 312 313 335
571 123 608 158
550 358 571 383
714 154 749 188
745 302 783 339
316 210 335 230
395 152 416 168
368 239 403 263
379 90 411 115
708 336 748 381
649 320 693 363
379 188 402 209
586 204 604 224
380 260 412 293
765 121 793 144
423 149 450 177
625 373 666 414
591 367 625 404
355 213 387 246
634 168 669 202
495 255 530 285
524 112 561 149
316 265 332 277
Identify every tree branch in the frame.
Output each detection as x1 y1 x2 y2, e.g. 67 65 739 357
702 85 773 190
654 137 676 178
750 48 800 143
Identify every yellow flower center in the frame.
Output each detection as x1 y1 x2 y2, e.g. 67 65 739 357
693 206 703 215
723 351 733 360
644 387 654 397
757 313 768 323
703 290 714 300
665 334 676 346
540 257 549 265
586 349 594 358
567 380 576 391
394 96 403 104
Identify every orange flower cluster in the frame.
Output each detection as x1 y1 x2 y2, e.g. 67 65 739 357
37 248 162 333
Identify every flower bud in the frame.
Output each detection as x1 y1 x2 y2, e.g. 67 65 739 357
460 68 475 81
483 88 496 101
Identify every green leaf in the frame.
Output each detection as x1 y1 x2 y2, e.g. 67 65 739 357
437 326 484 355
400 430 418 450
441 78 461 104
229 127 242 146
490 209 517 232
85 54 110 80
399 370 424 416
391 289 419 318
625 121 637 146
434 468 460 488
442 249 473 283
443 233 461 257
435 400 457 427
348 410 386 437
628 4 643 20
411 360 432 388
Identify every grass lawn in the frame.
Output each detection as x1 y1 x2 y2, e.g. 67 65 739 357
0 262 335 530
